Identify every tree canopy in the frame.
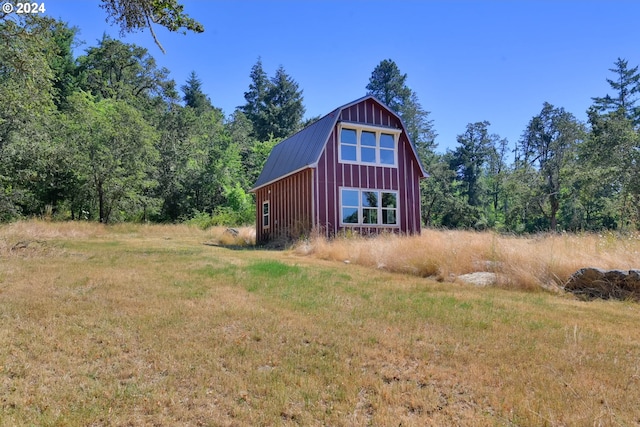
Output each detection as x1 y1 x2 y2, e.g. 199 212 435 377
0 14 638 232
99 0 204 53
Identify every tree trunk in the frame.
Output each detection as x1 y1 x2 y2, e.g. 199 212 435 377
550 193 559 232
98 181 106 224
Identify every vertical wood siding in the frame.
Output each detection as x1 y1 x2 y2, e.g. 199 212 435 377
315 98 423 238
256 97 424 243
255 168 313 244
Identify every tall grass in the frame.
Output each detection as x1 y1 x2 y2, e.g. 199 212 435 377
294 229 640 290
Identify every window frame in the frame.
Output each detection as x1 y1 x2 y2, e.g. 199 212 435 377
339 187 399 227
262 200 270 229
338 123 401 167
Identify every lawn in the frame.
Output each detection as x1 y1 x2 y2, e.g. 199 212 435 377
1 221 639 426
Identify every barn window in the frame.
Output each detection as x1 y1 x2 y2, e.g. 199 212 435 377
340 188 398 226
339 124 401 166
262 201 270 228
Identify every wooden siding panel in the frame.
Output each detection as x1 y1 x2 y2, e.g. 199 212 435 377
255 168 313 244
324 99 422 237
328 129 338 235
258 97 423 242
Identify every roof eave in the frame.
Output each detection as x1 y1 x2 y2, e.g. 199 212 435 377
250 164 315 193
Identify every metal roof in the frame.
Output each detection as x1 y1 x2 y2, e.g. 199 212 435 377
251 95 427 191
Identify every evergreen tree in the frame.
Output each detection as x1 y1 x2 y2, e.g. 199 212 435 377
241 58 270 140
366 59 436 156
582 108 639 229
450 121 493 208
485 135 510 227
263 66 305 139
242 60 305 141
584 58 640 229
181 71 212 112
591 58 640 125
420 153 456 227
366 59 412 110
46 20 80 110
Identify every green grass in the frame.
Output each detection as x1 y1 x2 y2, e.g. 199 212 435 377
1 221 640 425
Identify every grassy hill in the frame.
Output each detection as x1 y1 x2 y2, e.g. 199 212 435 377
1 221 639 425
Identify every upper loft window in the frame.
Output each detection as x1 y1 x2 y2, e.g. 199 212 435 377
339 123 401 167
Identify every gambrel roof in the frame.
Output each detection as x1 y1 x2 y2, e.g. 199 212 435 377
251 95 427 191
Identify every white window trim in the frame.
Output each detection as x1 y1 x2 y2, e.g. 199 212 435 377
339 187 399 227
262 200 270 229
338 123 401 167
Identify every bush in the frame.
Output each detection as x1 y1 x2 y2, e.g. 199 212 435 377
185 207 254 230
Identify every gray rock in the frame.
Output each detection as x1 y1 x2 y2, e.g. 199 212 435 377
456 272 499 287
564 267 640 301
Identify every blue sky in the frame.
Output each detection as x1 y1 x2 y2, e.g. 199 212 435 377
42 1 640 153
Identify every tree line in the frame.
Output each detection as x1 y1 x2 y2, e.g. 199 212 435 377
1 15 638 232
0 15 299 225
418 58 639 232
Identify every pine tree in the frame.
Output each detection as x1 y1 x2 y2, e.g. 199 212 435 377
181 71 212 113
366 59 412 111
591 58 640 125
241 60 305 141
241 58 270 140
263 66 305 140
366 59 436 157
450 121 493 208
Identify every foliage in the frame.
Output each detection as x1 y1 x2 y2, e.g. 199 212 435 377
76 35 176 108
99 0 204 53
181 70 212 112
63 91 159 223
241 59 305 141
516 103 584 231
591 57 640 125
366 59 436 153
422 58 639 233
0 15 639 234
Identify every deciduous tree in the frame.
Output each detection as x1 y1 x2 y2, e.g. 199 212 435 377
99 0 204 53
518 102 583 231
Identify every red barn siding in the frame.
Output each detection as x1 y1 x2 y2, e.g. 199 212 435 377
313 99 423 238
255 96 424 243
255 168 313 244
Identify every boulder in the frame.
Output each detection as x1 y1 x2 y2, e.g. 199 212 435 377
456 272 499 287
564 268 640 301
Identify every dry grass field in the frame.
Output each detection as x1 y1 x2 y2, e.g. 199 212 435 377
1 221 640 426
294 229 640 291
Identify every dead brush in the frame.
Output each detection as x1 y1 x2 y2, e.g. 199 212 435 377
293 229 640 291
208 226 256 246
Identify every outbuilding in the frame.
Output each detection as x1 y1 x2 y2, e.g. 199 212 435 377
251 95 427 244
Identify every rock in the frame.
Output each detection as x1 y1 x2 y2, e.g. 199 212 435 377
224 228 239 237
456 272 499 287
564 268 640 301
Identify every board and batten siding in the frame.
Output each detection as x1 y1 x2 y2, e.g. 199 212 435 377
314 98 422 237
254 168 313 244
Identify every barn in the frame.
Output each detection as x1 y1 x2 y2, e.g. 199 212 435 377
250 95 427 244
